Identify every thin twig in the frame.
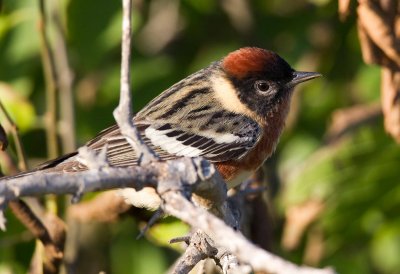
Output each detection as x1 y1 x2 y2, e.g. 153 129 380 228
170 235 191 244
0 102 56 262
9 200 64 271
35 2 64 272
113 0 159 165
0 123 8 151
51 1 76 153
38 0 59 159
0 103 66 274
0 99 28 171
136 208 164 239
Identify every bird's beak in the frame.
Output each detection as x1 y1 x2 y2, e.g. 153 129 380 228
289 71 322 87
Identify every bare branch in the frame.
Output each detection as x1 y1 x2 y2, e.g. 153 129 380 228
170 230 250 274
113 0 159 165
0 157 208 213
0 100 67 273
38 0 59 159
215 247 247 274
0 154 335 273
51 0 76 153
161 191 336 274
10 199 65 274
0 166 156 204
171 230 218 274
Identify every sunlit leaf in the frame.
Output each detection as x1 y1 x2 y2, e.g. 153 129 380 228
0 83 36 132
147 219 189 251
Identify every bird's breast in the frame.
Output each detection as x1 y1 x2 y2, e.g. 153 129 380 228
215 95 291 186
215 131 277 184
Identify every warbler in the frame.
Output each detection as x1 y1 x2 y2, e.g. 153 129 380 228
14 47 320 208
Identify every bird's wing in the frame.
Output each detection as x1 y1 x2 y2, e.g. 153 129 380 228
40 112 261 173
141 116 262 162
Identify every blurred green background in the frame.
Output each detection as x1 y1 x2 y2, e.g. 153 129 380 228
0 0 399 273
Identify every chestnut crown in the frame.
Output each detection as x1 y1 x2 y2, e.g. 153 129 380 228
221 47 321 117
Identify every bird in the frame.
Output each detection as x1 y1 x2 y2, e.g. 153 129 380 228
11 47 321 209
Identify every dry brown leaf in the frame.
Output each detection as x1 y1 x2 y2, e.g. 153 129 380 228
396 15 400 37
326 103 382 142
339 0 352 21
381 68 400 143
68 191 131 223
358 1 400 67
303 227 325 266
281 200 324 251
357 19 385 65
356 0 400 143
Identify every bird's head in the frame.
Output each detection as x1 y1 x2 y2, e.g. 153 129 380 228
221 47 321 118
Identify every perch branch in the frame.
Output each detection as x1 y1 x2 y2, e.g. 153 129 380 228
170 230 248 274
171 230 218 274
161 191 336 274
0 154 335 274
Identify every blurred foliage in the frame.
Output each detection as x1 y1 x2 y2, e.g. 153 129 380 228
0 0 399 274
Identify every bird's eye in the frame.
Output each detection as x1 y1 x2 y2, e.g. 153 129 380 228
255 80 270 93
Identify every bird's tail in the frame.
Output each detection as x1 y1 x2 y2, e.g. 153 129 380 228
2 151 78 180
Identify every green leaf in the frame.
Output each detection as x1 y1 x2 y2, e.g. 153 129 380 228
0 82 36 132
370 222 400 273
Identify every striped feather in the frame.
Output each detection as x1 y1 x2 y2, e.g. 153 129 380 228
33 62 263 173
